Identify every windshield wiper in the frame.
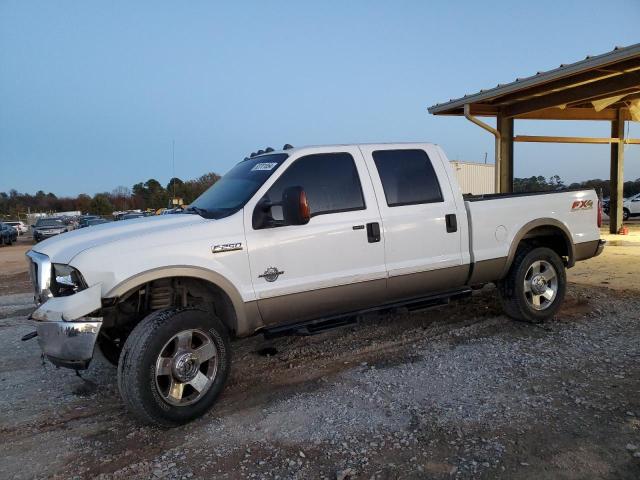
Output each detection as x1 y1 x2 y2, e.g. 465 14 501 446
184 206 209 217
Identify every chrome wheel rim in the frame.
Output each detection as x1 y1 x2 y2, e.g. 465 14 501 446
155 329 218 406
524 260 558 311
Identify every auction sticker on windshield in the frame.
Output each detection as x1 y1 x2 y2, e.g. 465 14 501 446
251 162 278 171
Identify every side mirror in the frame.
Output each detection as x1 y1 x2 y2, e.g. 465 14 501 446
282 186 310 225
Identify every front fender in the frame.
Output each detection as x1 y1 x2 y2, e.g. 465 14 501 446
103 266 261 336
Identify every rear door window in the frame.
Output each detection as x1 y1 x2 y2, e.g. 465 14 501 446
372 149 443 206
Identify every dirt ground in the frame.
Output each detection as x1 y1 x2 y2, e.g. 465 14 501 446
0 227 639 479
568 223 640 291
0 236 32 295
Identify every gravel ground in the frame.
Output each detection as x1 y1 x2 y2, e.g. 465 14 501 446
1 281 639 479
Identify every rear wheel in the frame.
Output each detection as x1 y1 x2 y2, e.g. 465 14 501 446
498 246 566 323
623 208 630 221
117 308 231 427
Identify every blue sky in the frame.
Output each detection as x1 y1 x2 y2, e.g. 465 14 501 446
1 0 639 196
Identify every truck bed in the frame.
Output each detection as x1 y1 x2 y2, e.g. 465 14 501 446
464 188 600 267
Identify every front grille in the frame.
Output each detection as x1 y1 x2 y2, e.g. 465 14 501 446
27 257 38 296
25 250 52 305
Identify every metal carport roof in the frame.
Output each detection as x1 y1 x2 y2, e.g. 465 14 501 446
427 43 640 234
428 43 640 121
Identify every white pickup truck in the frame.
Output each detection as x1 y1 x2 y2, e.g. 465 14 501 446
26 143 604 426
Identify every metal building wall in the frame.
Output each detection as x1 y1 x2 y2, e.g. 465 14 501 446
450 161 495 195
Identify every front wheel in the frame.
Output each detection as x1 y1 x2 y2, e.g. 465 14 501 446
497 246 566 323
623 208 630 221
117 308 231 427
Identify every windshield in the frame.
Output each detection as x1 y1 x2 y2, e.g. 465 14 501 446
36 219 64 227
188 153 288 219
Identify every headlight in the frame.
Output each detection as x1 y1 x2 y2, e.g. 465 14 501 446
52 264 87 296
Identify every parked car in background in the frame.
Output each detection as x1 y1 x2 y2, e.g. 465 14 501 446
0 222 18 245
5 221 28 235
78 215 100 228
603 194 638 220
114 211 146 220
121 213 145 220
623 193 640 220
32 218 68 242
86 218 109 227
161 208 182 215
61 216 79 230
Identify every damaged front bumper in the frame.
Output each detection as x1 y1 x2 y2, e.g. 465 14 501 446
31 284 103 370
35 319 102 369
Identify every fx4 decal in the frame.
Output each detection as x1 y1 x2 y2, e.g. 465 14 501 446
571 200 593 211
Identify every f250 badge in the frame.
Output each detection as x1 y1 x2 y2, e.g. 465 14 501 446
571 200 593 211
211 242 243 253
259 267 284 282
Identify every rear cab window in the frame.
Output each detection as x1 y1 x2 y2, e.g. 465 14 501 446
372 149 444 207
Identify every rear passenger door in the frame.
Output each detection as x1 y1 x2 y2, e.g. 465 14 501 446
244 147 387 326
359 145 466 301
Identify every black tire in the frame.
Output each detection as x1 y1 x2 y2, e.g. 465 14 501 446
497 246 566 323
117 307 231 427
623 208 630 221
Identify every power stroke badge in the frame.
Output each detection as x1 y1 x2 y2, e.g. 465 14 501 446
259 267 284 282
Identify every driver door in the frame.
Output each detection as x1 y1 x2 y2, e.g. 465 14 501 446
243 147 387 326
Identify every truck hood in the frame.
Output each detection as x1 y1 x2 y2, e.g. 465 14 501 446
32 214 209 264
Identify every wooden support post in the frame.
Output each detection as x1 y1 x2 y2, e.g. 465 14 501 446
610 109 625 234
498 115 514 193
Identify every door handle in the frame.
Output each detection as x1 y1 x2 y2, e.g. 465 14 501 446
445 214 457 233
366 222 381 243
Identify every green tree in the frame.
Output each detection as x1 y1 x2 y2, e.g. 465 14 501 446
166 177 184 195
90 193 114 216
142 178 168 209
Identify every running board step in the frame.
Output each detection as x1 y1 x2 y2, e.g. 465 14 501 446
403 288 472 311
262 288 473 339
264 315 358 339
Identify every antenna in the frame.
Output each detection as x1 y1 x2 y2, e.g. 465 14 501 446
172 139 176 201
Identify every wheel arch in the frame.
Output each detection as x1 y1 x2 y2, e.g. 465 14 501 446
105 266 261 336
502 218 574 277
